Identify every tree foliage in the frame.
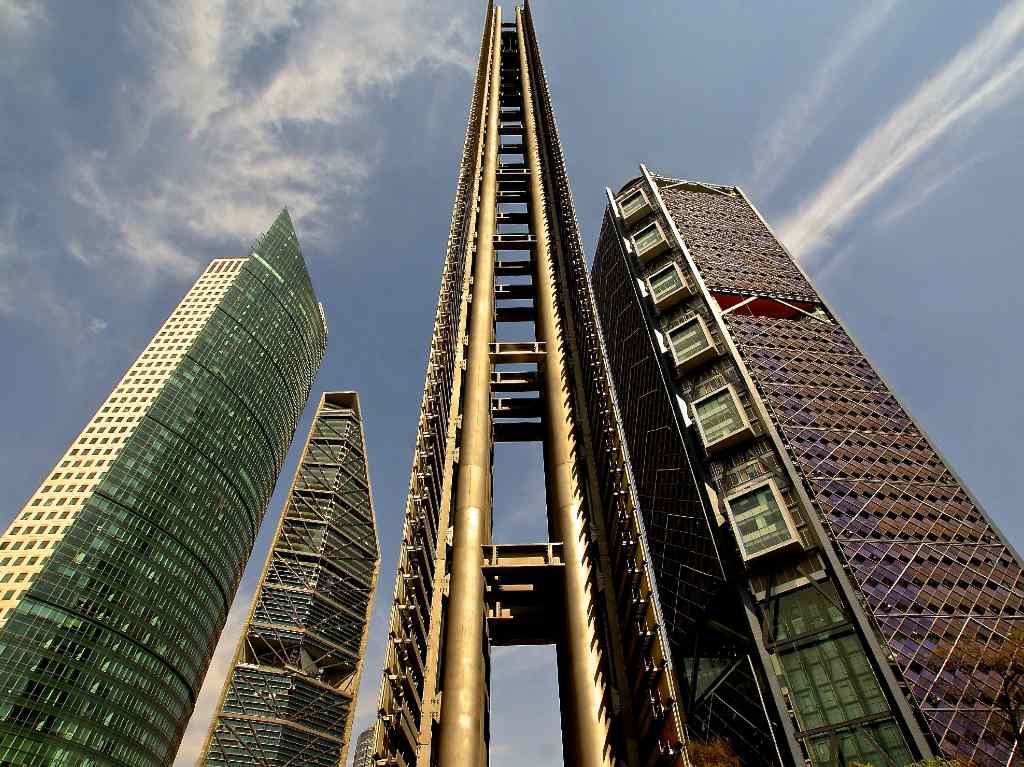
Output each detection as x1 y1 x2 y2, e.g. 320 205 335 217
686 737 741 767
938 624 1024 756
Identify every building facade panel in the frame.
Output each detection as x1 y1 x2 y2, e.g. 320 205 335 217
660 186 818 303
202 392 379 767
724 311 1024 765
593 170 1024 766
0 210 326 767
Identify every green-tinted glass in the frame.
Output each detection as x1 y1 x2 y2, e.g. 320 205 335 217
650 267 683 300
634 222 664 253
0 210 326 767
695 389 744 445
669 319 710 363
728 484 793 557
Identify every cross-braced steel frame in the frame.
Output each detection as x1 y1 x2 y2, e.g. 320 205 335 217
201 392 379 767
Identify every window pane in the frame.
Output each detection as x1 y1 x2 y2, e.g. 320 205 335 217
619 190 646 217
695 390 743 445
650 268 682 300
772 584 845 641
728 484 792 556
668 320 709 363
634 224 663 252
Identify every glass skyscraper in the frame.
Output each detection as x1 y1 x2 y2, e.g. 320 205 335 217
591 167 1023 766
0 210 327 766
201 392 379 767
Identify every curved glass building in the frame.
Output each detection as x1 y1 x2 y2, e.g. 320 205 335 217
0 210 327 766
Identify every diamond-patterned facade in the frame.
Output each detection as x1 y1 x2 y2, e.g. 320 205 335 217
592 170 1023 766
726 312 1024 766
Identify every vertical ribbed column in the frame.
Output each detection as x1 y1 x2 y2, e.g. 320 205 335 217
516 9 613 767
435 7 501 767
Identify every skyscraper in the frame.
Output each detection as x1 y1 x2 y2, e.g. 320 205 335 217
201 391 379 767
0 210 327 767
370 4 687 766
591 167 1024 766
351 726 375 767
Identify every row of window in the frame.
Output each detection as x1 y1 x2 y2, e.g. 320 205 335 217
617 184 801 565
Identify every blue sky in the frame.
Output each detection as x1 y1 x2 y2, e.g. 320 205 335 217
1 2 1023 765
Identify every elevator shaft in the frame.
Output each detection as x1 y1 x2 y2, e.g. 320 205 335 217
436 9 613 766
372 5 690 766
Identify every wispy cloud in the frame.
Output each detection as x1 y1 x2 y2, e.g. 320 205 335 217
73 0 475 274
1 0 476 345
173 591 252 766
875 154 981 227
750 0 897 195
779 0 1024 261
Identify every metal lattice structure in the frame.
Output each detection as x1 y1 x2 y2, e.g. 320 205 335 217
592 168 1024 766
371 5 688 766
202 392 379 767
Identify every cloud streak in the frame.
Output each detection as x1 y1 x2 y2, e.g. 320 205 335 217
0 0 477 349
779 0 1024 261
750 0 897 195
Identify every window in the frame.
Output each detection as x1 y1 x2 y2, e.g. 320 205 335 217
692 385 752 452
646 263 689 310
617 187 651 224
631 220 669 262
781 632 889 731
667 316 716 371
724 480 798 560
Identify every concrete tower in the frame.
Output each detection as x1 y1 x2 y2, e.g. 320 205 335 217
370 5 687 767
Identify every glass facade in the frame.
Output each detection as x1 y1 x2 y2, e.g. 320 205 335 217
668 317 712 365
593 178 922 765
202 393 378 767
618 188 649 220
633 220 665 256
0 210 326 767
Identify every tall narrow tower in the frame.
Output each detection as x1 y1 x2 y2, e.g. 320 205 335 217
372 5 687 766
0 211 327 767
201 392 379 767
591 168 1024 766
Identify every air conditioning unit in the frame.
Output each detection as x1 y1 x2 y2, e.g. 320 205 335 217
630 220 670 263
691 384 754 454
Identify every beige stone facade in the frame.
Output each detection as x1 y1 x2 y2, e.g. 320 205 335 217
0 257 247 625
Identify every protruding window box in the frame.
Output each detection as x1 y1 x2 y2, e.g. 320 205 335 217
692 384 754 453
617 187 652 225
724 479 801 562
631 220 670 262
646 263 692 312
666 316 717 372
